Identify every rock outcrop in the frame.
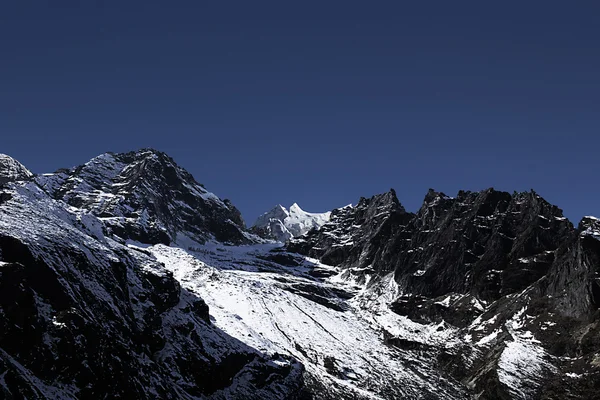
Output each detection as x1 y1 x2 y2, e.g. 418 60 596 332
35 149 249 246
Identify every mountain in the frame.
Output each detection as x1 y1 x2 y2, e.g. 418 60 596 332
35 149 250 246
1 149 600 399
289 188 600 399
0 152 301 400
289 188 573 300
252 203 331 242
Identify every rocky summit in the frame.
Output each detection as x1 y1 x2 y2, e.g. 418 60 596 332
1 149 600 399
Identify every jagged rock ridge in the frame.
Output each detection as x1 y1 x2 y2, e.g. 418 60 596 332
289 187 600 399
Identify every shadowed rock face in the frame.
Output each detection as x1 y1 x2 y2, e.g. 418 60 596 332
0 233 304 399
291 188 573 301
542 216 600 318
395 189 573 301
0 153 304 399
35 149 249 246
288 189 413 279
288 187 600 399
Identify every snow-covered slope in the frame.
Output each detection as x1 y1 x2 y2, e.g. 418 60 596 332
146 243 467 399
0 178 301 399
253 203 331 242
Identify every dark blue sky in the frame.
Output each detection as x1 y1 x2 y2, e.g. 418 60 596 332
1 2 599 224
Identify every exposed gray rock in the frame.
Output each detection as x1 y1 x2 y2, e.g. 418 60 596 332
35 149 249 245
0 154 32 185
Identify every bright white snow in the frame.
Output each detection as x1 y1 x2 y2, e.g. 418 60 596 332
496 308 556 399
253 203 331 242
147 243 466 399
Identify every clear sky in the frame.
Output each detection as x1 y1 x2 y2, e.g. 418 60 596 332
1 2 599 225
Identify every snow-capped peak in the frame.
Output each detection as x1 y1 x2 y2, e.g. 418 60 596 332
34 149 249 246
289 202 303 213
253 203 331 242
285 203 331 236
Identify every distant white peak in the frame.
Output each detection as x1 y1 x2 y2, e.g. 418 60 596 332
289 203 303 213
254 203 331 241
0 154 33 182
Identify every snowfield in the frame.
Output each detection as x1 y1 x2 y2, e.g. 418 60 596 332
144 242 468 399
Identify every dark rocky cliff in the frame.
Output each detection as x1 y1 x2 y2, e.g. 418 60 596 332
291 188 573 300
289 187 600 399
